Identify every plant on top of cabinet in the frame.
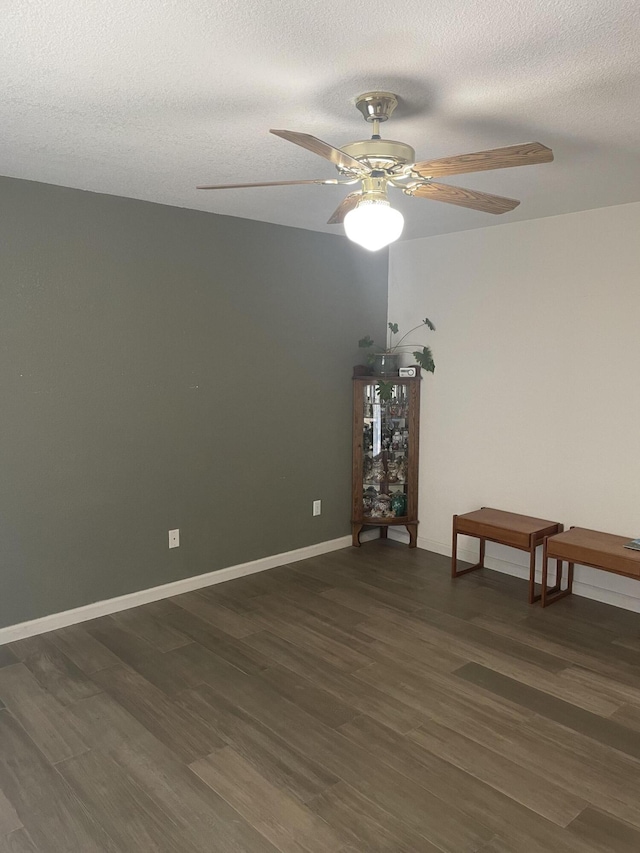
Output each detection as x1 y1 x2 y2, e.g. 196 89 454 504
359 317 436 377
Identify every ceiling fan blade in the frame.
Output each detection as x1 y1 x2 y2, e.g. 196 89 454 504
197 178 339 190
327 192 362 224
270 129 369 174
409 182 520 214
413 142 553 178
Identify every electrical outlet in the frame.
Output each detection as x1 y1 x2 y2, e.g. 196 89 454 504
169 529 180 548
312 500 322 517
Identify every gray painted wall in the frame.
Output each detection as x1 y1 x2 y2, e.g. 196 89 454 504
0 176 387 628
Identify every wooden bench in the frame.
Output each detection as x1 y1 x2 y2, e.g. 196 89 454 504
542 527 640 607
452 507 564 604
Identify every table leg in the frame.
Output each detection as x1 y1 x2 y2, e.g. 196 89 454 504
451 516 458 578
541 553 574 607
531 538 563 604
452 517 484 578
528 546 537 605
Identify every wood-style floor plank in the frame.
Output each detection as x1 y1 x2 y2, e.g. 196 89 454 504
258 585 368 633
0 711 115 852
0 648 18 670
420 672 640 828
68 691 282 853
185 680 494 852
169 592 260 639
308 780 443 853
58 748 203 853
1 540 639 853
610 702 640 732
190 746 344 853
242 632 426 733
363 606 570 673
335 714 602 853
110 604 192 651
82 617 200 695
2 828 39 853
472 612 640 686
251 610 375 673
455 662 640 760
248 594 378 664
177 685 339 803
568 807 640 852
90 663 224 762
0 788 22 836
258 664 360 730
46 625 122 675
559 665 640 711
8 638 102 706
408 717 586 825
0 665 88 764
162 606 271 676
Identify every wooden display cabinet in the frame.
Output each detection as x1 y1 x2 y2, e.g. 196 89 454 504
351 371 421 547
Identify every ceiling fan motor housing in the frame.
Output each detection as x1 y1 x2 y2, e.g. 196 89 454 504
339 139 416 174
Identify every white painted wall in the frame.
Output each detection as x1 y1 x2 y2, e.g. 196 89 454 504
388 201 640 611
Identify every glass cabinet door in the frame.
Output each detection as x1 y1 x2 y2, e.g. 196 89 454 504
361 382 410 521
352 372 419 547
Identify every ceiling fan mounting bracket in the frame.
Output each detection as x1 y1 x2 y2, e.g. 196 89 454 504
354 92 399 123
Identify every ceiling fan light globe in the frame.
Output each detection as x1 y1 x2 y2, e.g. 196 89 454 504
343 199 404 251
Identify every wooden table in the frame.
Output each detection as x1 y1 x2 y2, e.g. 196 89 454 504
542 527 640 607
452 507 564 604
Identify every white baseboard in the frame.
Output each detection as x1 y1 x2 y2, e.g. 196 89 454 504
419 536 640 614
5 526 637 647
0 534 356 646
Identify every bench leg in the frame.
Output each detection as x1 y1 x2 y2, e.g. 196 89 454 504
530 543 562 605
528 547 537 604
541 539 549 607
451 517 458 577
452 515 485 578
540 540 574 607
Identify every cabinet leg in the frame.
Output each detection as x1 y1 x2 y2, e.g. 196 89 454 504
352 523 363 547
406 523 418 548
380 527 388 540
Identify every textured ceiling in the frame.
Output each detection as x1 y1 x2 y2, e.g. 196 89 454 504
2 0 640 240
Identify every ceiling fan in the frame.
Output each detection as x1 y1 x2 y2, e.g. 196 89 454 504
198 92 554 251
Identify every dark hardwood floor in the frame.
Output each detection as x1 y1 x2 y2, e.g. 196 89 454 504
2 541 640 852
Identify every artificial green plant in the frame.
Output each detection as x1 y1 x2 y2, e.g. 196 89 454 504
359 317 436 374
